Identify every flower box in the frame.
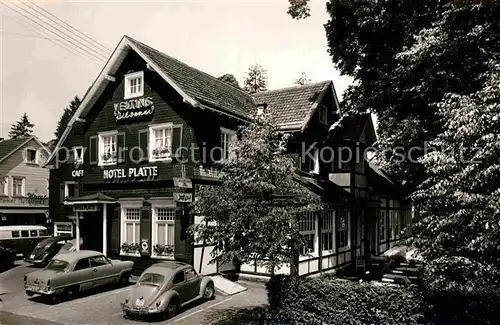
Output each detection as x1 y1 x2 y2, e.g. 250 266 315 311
152 244 174 257
152 147 171 159
120 242 140 255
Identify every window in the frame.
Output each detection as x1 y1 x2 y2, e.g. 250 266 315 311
121 207 141 255
185 268 197 281
26 148 37 164
64 181 76 199
299 212 316 256
124 71 144 99
312 148 320 174
149 123 173 162
319 105 328 124
21 230 29 238
321 211 334 252
90 256 109 267
152 205 175 258
336 209 350 250
46 260 69 272
73 146 84 164
1 177 8 196
54 223 73 237
13 177 24 196
39 229 48 236
98 131 118 166
30 230 38 237
389 210 399 240
74 258 90 271
172 271 184 285
379 210 387 241
11 231 20 238
220 128 236 161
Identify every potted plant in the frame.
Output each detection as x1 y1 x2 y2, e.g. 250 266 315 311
152 147 171 158
101 152 116 162
153 244 174 256
121 242 140 254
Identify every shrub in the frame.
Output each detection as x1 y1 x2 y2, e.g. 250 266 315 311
266 275 425 325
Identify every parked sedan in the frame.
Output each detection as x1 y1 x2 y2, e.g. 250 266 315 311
121 261 215 319
0 244 15 270
24 250 134 299
24 235 72 266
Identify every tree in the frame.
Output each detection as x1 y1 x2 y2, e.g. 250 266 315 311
243 64 268 94
412 61 500 284
9 113 34 139
217 73 241 90
191 106 322 274
295 72 311 85
55 95 81 140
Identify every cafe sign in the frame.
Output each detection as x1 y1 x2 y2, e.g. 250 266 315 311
174 193 192 203
104 166 159 180
114 96 154 121
73 204 100 212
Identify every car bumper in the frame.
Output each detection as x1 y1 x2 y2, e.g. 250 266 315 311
121 303 162 315
25 285 57 295
24 258 46 265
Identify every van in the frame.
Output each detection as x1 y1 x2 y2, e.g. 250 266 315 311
0 225 49 257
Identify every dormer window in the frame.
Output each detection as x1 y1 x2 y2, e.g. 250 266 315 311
319 105 328 124
25 148 37 164
124 71 144 99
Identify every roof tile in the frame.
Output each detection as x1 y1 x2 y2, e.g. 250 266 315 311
0 137 32 161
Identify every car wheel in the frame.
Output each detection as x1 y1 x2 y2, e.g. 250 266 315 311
119 272 130 286
65 285 79 299
203 283 215 300
164 298 179 319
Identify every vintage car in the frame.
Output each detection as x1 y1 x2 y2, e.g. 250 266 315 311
0 243 15 270
24 235 73 266
121 261 215 319
24 250 134 298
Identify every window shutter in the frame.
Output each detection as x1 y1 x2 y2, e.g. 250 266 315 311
138 129 148 162
140 203 152 257
89 136 98 165
59 183 65 202
110 205 121 256
57 147 67 164
172 125 183 158
117 132 126 163
75 181 80 198
174 206 186 261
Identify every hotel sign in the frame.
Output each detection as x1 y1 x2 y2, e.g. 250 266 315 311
73 204 100 212
114 97 154 121
174 193 192 203
103 166 159 180
173 178 192 189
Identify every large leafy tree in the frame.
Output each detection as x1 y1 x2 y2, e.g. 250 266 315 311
9 113 34 139
243 64 268 94
191 106 322 274
55 95 81 140
412 62 500 282
217 73 242 90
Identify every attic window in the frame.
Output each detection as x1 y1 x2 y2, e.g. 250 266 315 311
124 71 144 99
25 149 37 164
319 105 328 124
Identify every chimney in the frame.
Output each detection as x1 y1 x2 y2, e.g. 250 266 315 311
0 137 4 142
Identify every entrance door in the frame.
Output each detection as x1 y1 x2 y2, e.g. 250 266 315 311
80 212 103 252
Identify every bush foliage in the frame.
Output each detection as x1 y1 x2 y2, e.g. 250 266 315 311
266 275 425 325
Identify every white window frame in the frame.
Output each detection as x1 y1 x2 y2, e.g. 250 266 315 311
220 127 236 161
321 210 335 254
318 105 328 124
1 176 8 196
25 148 38 164
336 209 350 252
12 177 25 197
378 210 387 242
64 181 76 199
151 201 176 260
299 212 318 259
124 71 144 99
54 222 73 237
312 148 320 174
98 130 118 166
149 123 173 162
120 204 142 257
73 146 84 164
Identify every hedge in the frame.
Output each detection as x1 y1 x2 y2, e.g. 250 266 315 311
266 275 425 325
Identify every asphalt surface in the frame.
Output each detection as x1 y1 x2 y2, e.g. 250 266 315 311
0 263 267 325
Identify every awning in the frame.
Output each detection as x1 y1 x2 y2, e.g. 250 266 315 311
64 192 116 205
0 209 48 214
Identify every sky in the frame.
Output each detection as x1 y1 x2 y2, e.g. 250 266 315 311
0 0 354 142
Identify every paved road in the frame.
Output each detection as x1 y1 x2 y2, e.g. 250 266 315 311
0 263 267 325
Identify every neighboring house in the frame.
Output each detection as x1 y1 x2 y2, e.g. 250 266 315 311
45 35 411 277
0 136 50 226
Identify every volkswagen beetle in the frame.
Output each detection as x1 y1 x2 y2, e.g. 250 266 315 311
121 261 215 319
24 235 72 266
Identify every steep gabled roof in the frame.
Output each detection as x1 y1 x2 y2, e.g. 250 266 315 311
329 113 376 145
253 81 333 131
0 136 50 164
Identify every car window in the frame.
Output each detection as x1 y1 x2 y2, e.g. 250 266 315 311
39 229 48 236
30 230 38 237
21 230 29 238
89 256 109 267
138 273 165 286
74 258 90 271
184 267 197 281
46 259 69 272
172 271 185 285
11 231 20 238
